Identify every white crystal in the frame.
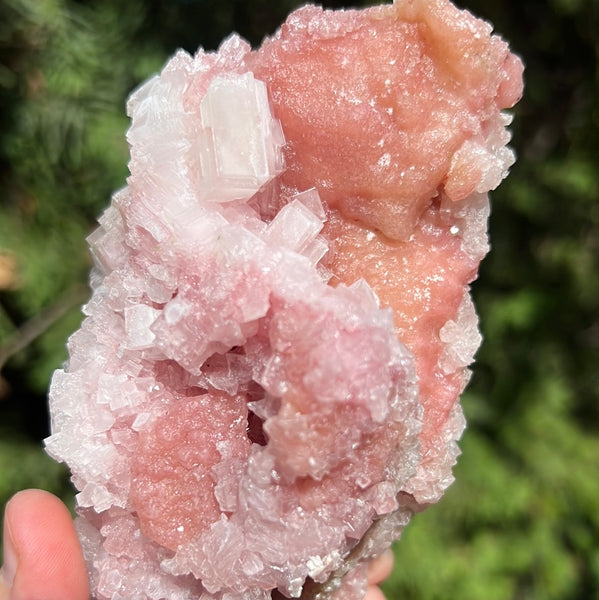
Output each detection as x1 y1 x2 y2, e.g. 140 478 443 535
198 73 285 202
125 304 161 349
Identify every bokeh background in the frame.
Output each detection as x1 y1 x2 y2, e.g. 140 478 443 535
0 0 597 598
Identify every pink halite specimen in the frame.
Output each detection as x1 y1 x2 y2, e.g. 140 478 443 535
45 1 523 599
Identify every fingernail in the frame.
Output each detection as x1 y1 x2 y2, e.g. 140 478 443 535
1 508 18 588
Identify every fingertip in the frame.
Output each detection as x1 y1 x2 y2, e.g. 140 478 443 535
367 549 394 585
4 489 89 600
365 584 388 600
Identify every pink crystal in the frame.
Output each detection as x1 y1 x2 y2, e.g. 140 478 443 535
45 1 523 599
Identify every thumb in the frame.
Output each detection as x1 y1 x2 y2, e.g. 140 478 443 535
1 489 89 600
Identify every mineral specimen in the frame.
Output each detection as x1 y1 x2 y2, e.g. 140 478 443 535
45 1 523 599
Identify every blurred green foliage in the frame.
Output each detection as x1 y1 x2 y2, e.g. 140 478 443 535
0 0 597 598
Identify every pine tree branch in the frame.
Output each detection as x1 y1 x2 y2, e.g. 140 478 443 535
0 283 88 373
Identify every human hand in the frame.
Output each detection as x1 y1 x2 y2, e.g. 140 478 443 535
0 489 392 600
0 489 89 600
365 549 394 600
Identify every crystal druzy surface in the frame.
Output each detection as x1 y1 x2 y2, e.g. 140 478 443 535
45 1 523 599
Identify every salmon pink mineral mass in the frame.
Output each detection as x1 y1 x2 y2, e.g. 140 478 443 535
45 1 523 599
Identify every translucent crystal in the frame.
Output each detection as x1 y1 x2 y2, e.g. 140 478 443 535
198 73 285 202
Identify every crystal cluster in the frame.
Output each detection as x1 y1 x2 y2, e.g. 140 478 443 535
45 1 523 599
